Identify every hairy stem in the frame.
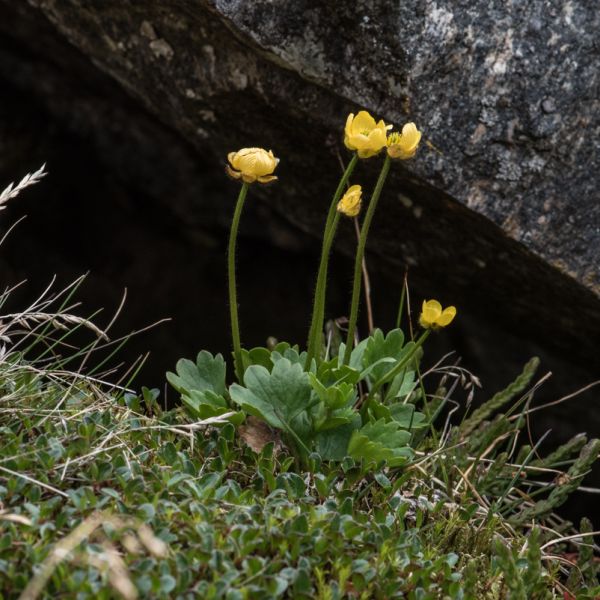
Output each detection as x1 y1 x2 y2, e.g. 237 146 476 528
305 153 358 368
228 182 249 381
353 217 374 333
343 155 391 365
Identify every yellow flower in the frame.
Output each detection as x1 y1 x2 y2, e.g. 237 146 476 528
226 148 279 184
337 185 362 218
387 123 422 160
344 111 391 158
419 299 456 330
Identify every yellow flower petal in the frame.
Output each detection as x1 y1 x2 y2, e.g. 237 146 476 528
437 306 456 327
421 302 441 326
357 147 379 158
368 128 387 147
257 174 278 184
402 122 419 139
401 123 422 152
424 299 442 314
377 119 393 132
225 164 242 180
345 113 355 136
352 111 377 134
421 307 439 323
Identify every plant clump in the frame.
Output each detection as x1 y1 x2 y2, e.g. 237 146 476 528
0 113 598 598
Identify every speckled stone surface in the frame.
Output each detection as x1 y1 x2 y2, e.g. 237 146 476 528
212 0 600 294
0 0 599 370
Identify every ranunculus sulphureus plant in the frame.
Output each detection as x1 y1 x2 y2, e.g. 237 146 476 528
3 120 599 600
169 110 457 467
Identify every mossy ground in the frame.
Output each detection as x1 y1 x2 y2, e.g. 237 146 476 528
1 359 598 599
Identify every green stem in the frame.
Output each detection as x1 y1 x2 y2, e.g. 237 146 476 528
395 270 408 330
343 155 392 365
228 182 249 382
366 329 430 404
305 154 359 368
306 213 341 367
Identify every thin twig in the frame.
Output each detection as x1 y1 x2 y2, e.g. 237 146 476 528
514 379 600 419
540 530 600 552
0 465 68 498
353 217 374 333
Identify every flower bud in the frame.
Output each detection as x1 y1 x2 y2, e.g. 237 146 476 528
337 185 363 217
226 148 279 183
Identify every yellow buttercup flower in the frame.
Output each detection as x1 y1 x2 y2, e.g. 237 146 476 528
387 123 422 160
344 111 391 158
419 299 456 330
337 185 362 218
226 147 279 184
